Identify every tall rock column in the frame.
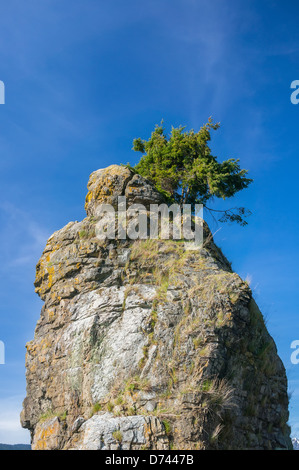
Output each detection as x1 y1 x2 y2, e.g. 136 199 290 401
21 165 292 450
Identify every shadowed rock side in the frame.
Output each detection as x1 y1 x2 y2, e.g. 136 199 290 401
21 165 292 450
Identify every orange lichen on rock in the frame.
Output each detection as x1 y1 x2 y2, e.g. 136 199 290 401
32 417 61 451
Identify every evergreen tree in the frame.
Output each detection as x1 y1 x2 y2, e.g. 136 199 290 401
131 118 253 225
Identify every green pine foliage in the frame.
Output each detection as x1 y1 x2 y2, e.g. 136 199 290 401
131 118 253 225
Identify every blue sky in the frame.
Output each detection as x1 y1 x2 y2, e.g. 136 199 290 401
0 0 299 444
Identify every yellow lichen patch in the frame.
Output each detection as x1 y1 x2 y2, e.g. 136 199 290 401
26 338 52 361
144 422 152 442
47 266 55 290
84 190 93 210
85 165 132 213
48 310 55 322
26 340 35 353
32 418 61 450
226 312 233 321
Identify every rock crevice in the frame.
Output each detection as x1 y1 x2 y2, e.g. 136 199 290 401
21 165 292 450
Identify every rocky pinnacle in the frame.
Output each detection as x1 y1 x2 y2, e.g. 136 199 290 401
21 165 292 450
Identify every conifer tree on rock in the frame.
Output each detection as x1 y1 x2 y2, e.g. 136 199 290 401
132 118 253 225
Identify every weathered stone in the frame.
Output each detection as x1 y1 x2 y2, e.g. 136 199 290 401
66 413 168 450
85 164 164 216
31 417 62 450
71 416 85 433
21 165 292 450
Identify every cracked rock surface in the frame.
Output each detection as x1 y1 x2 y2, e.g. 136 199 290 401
21 165 292 450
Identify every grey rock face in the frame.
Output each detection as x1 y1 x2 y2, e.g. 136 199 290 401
21 165 292 450
67 413 168 450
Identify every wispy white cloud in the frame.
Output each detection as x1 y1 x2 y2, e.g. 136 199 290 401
0 204 49 444
157 0 256 121
0 203 50 270
0 396 30 445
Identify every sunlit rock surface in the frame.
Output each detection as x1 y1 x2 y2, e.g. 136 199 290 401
21 165 292 450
